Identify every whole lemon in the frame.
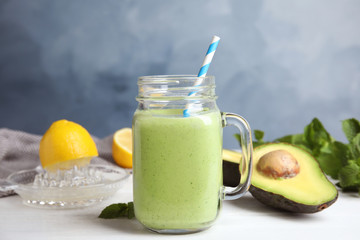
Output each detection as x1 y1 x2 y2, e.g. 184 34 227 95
39 119 98 172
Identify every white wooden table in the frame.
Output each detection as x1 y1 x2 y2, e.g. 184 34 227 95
0 175 358 240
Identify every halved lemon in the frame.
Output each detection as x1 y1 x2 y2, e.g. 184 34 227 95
39 119 98 172
112 128 132 168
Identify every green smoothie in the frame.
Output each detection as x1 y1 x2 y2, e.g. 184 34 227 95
133 109 223 231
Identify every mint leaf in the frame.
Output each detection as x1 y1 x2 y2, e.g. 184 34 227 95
349 133 360 160
235 129 267 148
252 130 268 148
275 133 312 152
342 118 360 143
99 202 135 219
254 130 264 142
332 141 351 166
306 140 348 179
303 118 333 156
317 151 342 179
98 203 127 219
274 134 293 143
127 202 135 219
275 133 303 145
234 134 240 143
338 160 360 188
252 141 263 148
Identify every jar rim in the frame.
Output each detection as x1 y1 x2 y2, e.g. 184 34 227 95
136 74 217 101
138 75 214 80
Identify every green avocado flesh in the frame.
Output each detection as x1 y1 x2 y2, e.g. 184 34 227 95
222 143 338 213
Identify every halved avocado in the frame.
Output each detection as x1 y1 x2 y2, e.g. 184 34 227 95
222 143 338 213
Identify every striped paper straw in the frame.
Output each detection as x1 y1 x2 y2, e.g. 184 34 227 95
183 35 220 117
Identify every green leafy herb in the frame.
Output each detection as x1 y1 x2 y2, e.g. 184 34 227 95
253 130 266 148
98 202 135 219
127 201 135 219
338 160 360 188
342 118 360 143
236 117 360 194
275 133 306 148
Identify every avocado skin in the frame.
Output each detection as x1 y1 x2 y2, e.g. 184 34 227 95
223 160 240 187
249 185 338 213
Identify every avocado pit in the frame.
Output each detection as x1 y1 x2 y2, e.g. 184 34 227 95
257 150 300 179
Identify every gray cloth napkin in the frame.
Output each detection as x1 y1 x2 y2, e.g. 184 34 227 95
0 128 116 197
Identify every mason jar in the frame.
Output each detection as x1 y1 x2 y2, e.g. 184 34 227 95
132 75 253 234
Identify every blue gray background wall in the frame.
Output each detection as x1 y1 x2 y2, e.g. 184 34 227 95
0 0 359 148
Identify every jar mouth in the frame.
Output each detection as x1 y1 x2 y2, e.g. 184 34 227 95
138 74 214 81
137 75 217 101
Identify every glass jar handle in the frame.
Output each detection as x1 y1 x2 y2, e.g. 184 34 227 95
221 112 253 200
